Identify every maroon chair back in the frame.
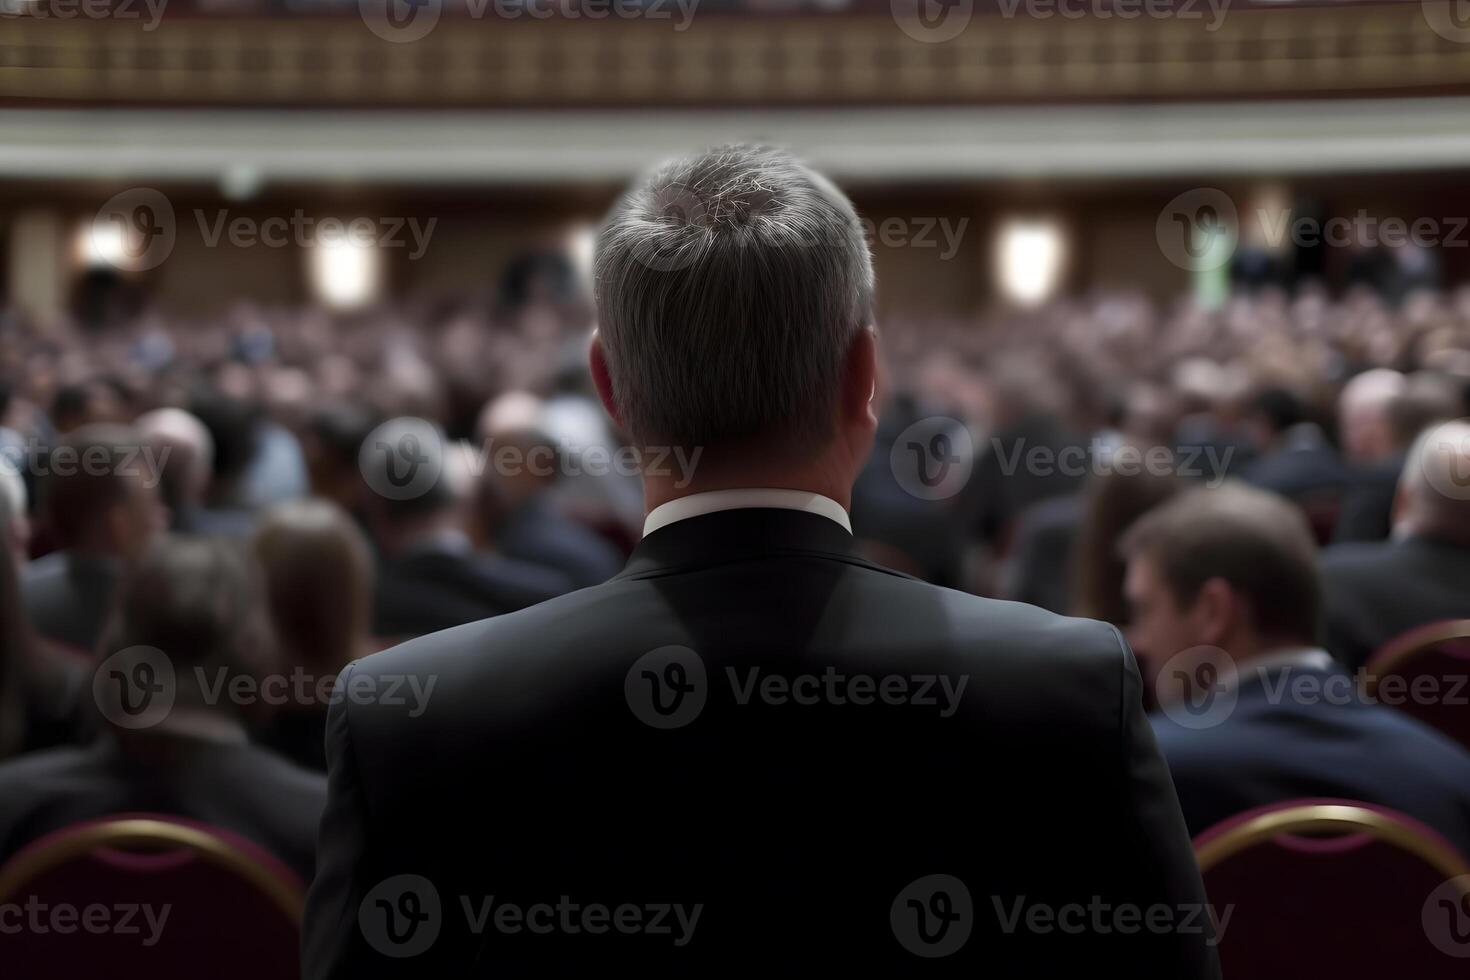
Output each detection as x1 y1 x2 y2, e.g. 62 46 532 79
1366 619 1470 753
1195 799 1470 977
0 814 304 978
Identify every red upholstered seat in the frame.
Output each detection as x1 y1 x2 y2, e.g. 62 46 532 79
1365 620 1470 753
1195 798 1470 978
0 813 304 979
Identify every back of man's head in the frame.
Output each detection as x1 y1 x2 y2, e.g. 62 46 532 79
594 145 874 456
99 535 264 714
1338 368 1405 464
1120 482 1320 648
42 423 159 557
1399 418 1470 545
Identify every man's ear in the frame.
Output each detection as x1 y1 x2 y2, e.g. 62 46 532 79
588 331 623 430
842 326 880 430
1193 577 1237 647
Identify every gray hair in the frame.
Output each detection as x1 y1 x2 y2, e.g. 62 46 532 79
594 144 874 452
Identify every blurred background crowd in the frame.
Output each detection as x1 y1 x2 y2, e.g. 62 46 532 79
5 0 1470 972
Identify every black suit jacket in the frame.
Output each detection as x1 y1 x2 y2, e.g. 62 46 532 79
306 508 1216 977
1320 535 1470 669
0 730 326 882
1331 454 1404 545
1151 660 1470 856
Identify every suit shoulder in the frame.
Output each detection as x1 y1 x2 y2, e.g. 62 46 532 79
348 582 614 679
881 572 1129 668
1319 539 1396 574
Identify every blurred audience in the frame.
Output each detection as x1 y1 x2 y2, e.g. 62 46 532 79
0 536 326 881
1321 420 1470 669
21 424 166 653
252 499 376 771
1123 483 1470 854
362 418 571 640
1 279 1470 884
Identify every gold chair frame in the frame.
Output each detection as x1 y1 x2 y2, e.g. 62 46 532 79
1196 801 1470 889
0 816 304 924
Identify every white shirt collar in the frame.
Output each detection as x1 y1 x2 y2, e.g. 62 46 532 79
1231 647 1336 694
642 489 852 537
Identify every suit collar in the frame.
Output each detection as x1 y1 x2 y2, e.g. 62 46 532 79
618 507 864 579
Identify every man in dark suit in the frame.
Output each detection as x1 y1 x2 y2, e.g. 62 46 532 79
1239 386 1350 503
0 536 325 881
1331 369 1407 544
476 426 624 589
21 424 168 654
362 418 572 640
305 146 1218 978
1321 419 1470 669
1123 482 1470 854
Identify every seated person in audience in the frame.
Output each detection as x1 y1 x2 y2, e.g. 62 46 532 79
1333 369 1459 543
1240 386 1349 503
252 499 375 771
1321 419 1470 669
301 400 376 519
474 425 624 589
1123 482 1470 853
0 536 326 881
22 424 167 654
1331 368 1406 543
136 406 256 537
363 418 571 639
0 488 88 760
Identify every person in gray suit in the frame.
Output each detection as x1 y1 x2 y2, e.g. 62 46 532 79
303 146 1218 978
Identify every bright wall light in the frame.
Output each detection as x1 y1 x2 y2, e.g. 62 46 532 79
995 219 1066 307
309 227 382 310
76 218 128 270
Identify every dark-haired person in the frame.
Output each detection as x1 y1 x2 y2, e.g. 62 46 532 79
252 499 377 772
1240 385 1350 504
1321 420 1470 670
1123 482 1470 854
305 146 1216 977
21 424 167 653
0 536 326 881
